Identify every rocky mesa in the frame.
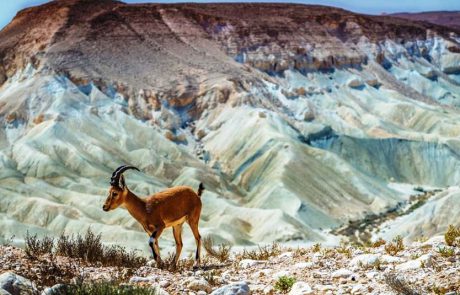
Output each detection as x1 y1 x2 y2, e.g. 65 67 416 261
0 0 460 255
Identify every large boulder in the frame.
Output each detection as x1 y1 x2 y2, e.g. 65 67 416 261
0 272 37 295
288 282 313 295
210 282 250 295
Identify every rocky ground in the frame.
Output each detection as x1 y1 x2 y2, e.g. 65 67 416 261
1 235 459 294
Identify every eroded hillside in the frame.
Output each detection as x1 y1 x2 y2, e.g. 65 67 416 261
1 0 460 252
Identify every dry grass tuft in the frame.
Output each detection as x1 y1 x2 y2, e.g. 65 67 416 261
25 229 146 268
336 240 352 258
238 242 281 261
64 281 159 295
385 235 404 256
203 236 232 263
372 238 386 248
445 225 460 247
311 243 321 253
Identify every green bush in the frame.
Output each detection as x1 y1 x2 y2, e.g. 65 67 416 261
274 276 296 293
445 225 460 247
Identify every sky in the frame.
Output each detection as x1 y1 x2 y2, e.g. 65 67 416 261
1 0 460 31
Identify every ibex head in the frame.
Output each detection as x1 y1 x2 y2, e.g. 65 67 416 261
103 165 139 211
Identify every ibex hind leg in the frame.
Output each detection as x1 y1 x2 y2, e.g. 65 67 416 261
187 216 201 269
172 224 184 268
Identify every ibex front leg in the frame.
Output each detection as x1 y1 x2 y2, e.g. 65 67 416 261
148 226 164 268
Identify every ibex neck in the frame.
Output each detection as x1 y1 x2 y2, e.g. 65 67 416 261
123 190 147 225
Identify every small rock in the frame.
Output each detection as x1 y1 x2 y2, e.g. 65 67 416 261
380 255 404 264
272 270 290 280
129 276 156 283
252 269 272 278
210 281 250 295
42 284 67 295
196 129 207 140
331 268 354 279
152 286 170 295
288 282 313 295
239 259 264 269
263 285 274 295
351 284 365 294
197 292 207 295
294 262 314 269
159 280 170 288
0 272 37 295
396 254 433 271
421 236 446 248
187 279 212 293
366 271 379 279
277 252 294 260
348 79 364 88
350 254 379 267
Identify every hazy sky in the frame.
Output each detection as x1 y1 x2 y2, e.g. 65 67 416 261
2 0 460 30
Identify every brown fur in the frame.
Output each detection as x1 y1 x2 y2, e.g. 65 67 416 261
103 180 203 267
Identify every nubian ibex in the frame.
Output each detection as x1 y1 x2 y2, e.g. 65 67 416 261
103 165 204 268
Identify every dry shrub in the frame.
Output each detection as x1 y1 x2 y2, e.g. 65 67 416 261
25 231 54 258
384 273 421 295
156 252 196 273
385 235 404 256
311 243 321 253
33 114 45 124
445 225 460 246
64 281 159 295
26 229 146 268
203 236 232 263
372 238 386 248
239 242 281 260
336 240 352 258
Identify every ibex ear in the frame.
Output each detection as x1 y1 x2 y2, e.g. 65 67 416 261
120 175 127 191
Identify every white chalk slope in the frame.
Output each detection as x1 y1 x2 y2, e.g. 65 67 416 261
1 2 460 253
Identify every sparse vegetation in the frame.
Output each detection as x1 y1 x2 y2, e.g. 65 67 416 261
413 186 425 193
372 238 386 248
385 235 405 255
25 231 54 258
274 275 296 293
203 270 218 286
25 229 146 268
336 240 352 258
1 235 15 247
239 242 281 260
437 246 455 258
384 273 421 295
445 225 460 247
373 258 382 270
64 281 159 295
312 243 321 253
203 236 232 263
